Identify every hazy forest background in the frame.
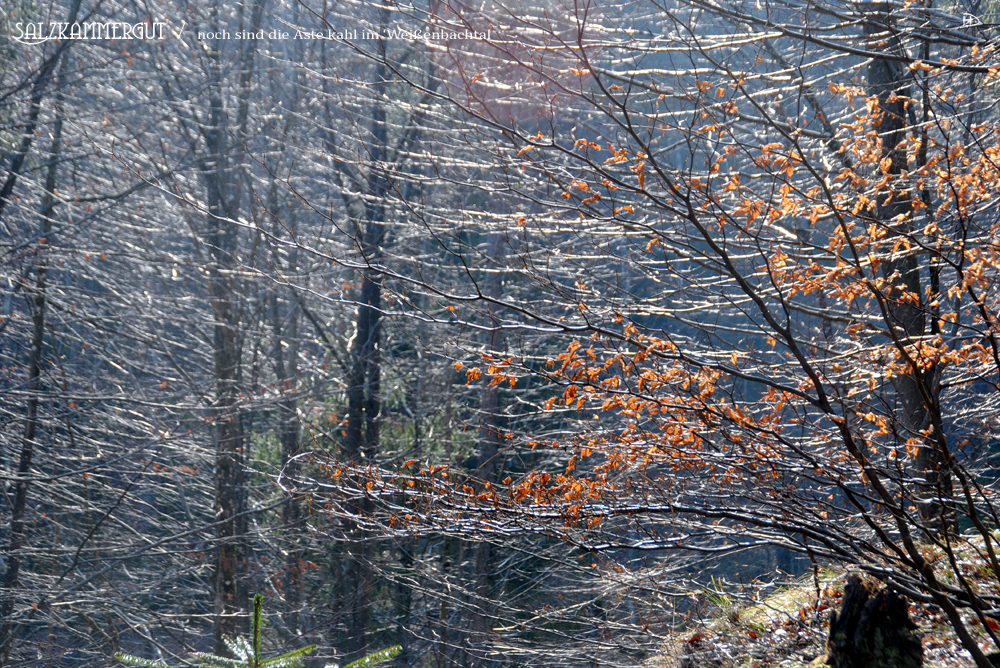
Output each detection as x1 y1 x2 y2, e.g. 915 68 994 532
5 0 1000 665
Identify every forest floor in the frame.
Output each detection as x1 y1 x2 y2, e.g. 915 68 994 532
647 544 1000 668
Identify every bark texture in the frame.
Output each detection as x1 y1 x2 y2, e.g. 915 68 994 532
864 2 951 531
825 576 922 668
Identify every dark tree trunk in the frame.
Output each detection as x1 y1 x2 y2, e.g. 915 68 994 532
864 3 951 531
467 232 506 668
0 0 80 229
270 275 302 633
825 576 922 668
343 18 390 659
204 0 264 649
206 99 246 651
0 64 66 666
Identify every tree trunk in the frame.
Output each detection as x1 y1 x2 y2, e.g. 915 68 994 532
469 233 506 668
342 29 389 660
204 0 264 648
864 3 951 531
825 576 922 668
206 127 246 652
270 277 302 633
0 0 80 228
0 65 66 666
205 59 246 657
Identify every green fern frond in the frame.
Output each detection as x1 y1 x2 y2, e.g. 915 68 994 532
113 652 171 667
260 645 317 668
342 645 402 668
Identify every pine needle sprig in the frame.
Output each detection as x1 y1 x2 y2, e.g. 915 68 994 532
341 645 402 668
112 654 171 668
113 594 400 668
113 594 318 668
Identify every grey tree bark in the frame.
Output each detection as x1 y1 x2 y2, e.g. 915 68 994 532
863 3 952 532
0 57 67 667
